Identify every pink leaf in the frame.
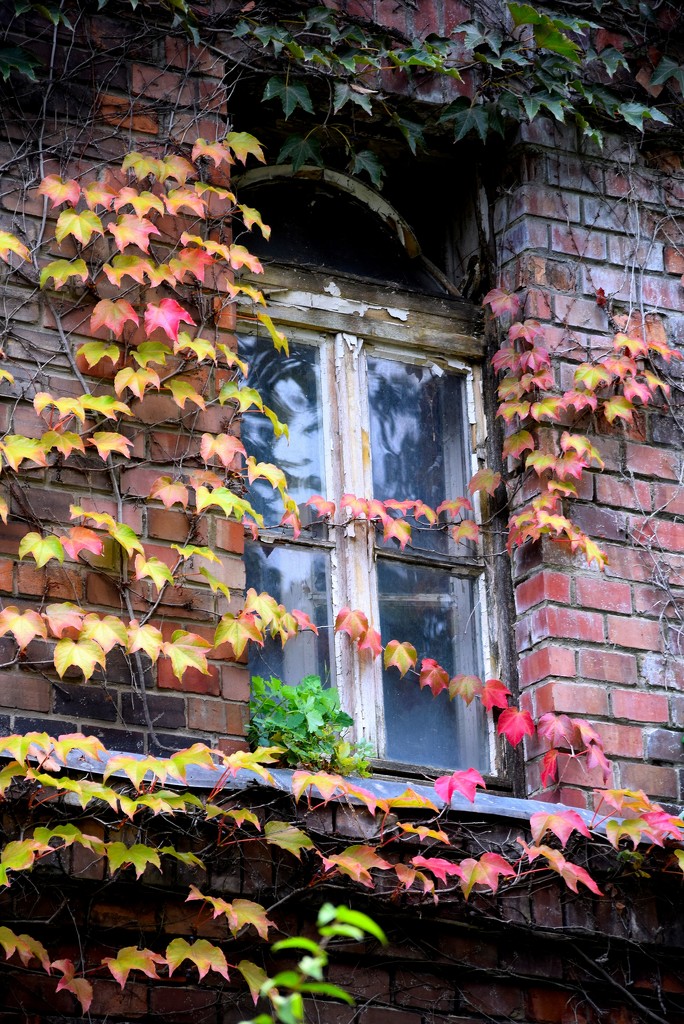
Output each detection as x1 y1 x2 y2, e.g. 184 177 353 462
144 299 196 343
435 768 486 804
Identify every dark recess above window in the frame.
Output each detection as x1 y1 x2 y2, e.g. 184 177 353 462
239 178 448 296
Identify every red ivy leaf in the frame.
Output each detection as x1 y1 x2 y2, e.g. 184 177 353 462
357 626 382 659
530 809 591 848
383 640 418 677
468 468 502 496
497 708 534 746
91 299 139 338
480 678 511 712
418 658 449 697
144 299 196 343
334 607 369 643
540 749 559 788
483 287 521 318
435 768 486 805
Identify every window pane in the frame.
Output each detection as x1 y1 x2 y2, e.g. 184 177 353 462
367 357 470 554
245 543 334 687
239 335 325 526
377 559 487 771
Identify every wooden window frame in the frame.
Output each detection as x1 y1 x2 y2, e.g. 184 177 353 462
238 264 507 781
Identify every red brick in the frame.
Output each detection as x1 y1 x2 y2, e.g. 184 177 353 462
508 184 581 224
607 615 661 651
99 93 158 134
664 245 684 274
130 63 194 105
530 607 604 644
149 986 220 1021
531 885 563 928
527 987 576 1023
633 584 678 617
148 508 198 543
394 969 453 1011
0 672 51 712
554 293 607 331
551 223 607 261
576 577 631 614
360 1010 421 1024
519 647 576 687
642 653 684 690
515 571 571 613
16 563 84 601
500 219 549 262
594 722 644 758
625 443 678 480
556 752 613 789
220 665 250 702
601 543 653 583
460 982 524 1018
187 696 248 734
535 680 609 718
217 737 249 755
525 288 552 319
0 559 13 592
633 516 684 553
569 504 627 543
578 648 637 685
140 542 177 570
654 482 684 516
216 518 244 554
157 658 220 696
120 465 162 498
595 475 651 512
611 689 668 723
0 521 28 556
164 37 224 76
329 964 391 1002
619 762 678 798
89 980 148 1017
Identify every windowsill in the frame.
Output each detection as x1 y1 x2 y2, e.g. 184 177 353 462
36 746 594 829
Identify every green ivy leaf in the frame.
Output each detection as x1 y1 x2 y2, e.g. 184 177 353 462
263 76 314 118
277 135 324 172
0 45 40 80
617 101 671 129
333 81 373 115
650 55 684 92
394 117 425 155
350 149 384 188
453 104 489 143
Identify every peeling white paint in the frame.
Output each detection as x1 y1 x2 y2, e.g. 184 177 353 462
386 307 408 321
269 289 370 318
324 281 341 297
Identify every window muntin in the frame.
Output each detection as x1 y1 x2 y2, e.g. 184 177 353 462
239 325 489 772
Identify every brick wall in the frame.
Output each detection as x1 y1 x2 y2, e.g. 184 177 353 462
0 802 682 1024
497 118 684 806
0 8 250 756
2 0 684 801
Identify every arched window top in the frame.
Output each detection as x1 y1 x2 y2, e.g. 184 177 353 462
236 165 448 297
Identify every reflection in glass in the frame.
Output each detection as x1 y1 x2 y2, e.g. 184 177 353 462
367 357 469 555
377 560 487 770
239 335 325 526
245 543 334 687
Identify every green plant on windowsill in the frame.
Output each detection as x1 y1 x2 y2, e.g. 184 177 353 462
248 674 372 776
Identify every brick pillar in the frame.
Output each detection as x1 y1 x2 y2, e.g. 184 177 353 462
497 118 684 806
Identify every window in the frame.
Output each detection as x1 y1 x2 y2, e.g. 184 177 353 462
236 171 494 775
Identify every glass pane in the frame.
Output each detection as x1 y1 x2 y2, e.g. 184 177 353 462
367 357 470 555
245 543 334 688
239 335 325 527
377 559 487 771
